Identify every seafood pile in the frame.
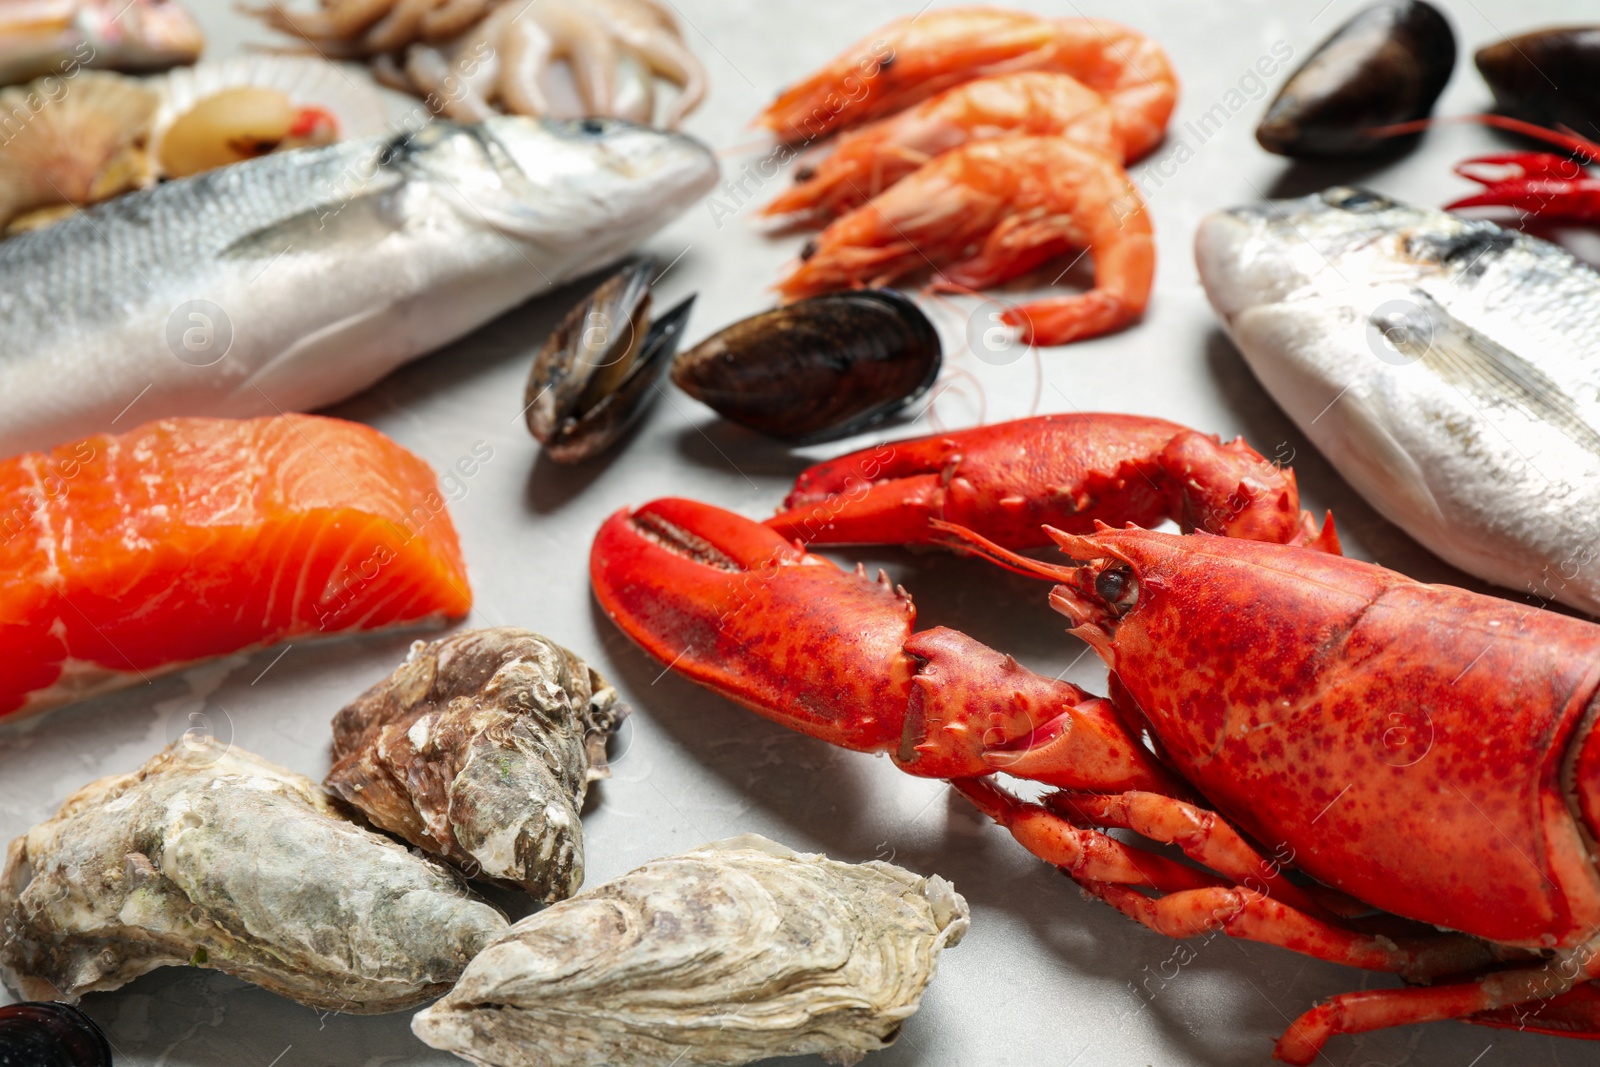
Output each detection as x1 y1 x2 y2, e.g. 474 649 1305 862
327 628 624 901
0 115 716 457
0 415 471 719
10 3 1600 1067
250 0 706 128
755 7 1175 347
413 835 968 1067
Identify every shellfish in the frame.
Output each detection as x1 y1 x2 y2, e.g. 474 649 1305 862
671 290 942 443
524 259 696 464
0 739 508 1012
326 627 624 901
1256 0 1456 157
0 1002 111 1067
0 71 156 233
149 56 388 179
1476 27 1600 135
411 834 969 1067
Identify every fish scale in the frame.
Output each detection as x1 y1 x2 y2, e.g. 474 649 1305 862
0 115 718 460
1198 187 1600 615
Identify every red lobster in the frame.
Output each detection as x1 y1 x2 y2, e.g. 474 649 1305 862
590 413 1600 1062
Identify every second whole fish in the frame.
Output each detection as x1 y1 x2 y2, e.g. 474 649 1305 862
0 115 717 458
1196 187 1600 615
0 0 202 86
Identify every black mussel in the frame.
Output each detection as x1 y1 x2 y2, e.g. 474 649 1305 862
524 260 695 464
0 1002 112 1066
1257 1 1456 157
671 289 940 443
1477 27 1600 134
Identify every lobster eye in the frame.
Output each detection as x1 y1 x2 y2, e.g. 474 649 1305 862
1094 565 1139 615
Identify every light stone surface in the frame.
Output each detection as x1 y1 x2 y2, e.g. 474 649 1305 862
0 2 1591 1065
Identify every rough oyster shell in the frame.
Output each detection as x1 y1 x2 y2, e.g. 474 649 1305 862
411 834 969 1067
0 739 507 1013
326 627 624 901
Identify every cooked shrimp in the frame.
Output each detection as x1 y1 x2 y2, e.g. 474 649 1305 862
777 136 1154 347
763 72 1121 220
759 7 1176 161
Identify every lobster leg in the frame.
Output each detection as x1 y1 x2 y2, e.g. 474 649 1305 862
954 778 1226 895
1446 149 1600 221
1051 791 1334 919
1471 982 1600 1039
961 780 1500 982
766 414 1338 552
1277 944 1600 1064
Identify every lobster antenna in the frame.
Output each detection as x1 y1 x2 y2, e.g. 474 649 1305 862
928 520 1080 582
1367 114 1600 164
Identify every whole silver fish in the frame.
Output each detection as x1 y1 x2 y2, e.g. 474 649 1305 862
0 115 717 457
0 0 202 85
1197 188 1600 615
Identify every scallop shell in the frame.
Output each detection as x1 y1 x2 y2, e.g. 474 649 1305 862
148 55 389 175
0 71 157 226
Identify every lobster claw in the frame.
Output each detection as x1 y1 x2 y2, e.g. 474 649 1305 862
593 498 1182 791
590 498 917 753
766 414 1338 552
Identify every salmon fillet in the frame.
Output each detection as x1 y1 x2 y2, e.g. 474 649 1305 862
0 415 472 719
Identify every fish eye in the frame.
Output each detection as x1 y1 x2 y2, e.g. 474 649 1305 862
1326 188 1390 213
578 118 608 135
1094 565 1139 615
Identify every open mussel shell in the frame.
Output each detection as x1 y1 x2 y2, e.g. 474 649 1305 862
1477 28 1600 134
524 260 694 464
671 289 941 444
1257 1 1455 157
0 1002 112 1067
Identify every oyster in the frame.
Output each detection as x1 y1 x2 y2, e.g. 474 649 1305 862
0 740 507 1013
412 834 969 1067
0 1002 112 1067
671 289 941 443
1256 1 1455 157
326 628 624 901
525 259 696 463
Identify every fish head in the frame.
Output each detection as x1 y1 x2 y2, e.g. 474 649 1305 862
401 117 717 260
117 0 206 69
1196 187 1430 323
